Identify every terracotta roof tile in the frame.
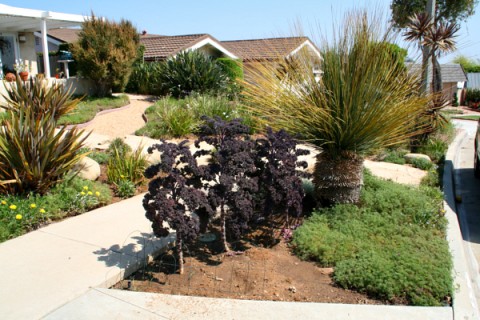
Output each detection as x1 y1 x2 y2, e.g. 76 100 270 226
140 34 212 60
48 28 80 43
222 37 311 61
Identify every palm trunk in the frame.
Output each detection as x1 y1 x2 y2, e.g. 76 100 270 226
432 56 443 94
313 152 364 206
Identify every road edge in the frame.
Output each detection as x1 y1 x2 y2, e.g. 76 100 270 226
444 129 479 319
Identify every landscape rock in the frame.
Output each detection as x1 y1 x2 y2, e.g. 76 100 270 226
72 157 101 181
404 153 432 163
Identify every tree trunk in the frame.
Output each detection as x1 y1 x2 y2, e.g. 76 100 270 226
177 237 184 274
432 56 443 94
313 152 364 206
220 204 230 252
96 80 112 97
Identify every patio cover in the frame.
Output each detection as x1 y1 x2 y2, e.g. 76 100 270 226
0 4 85 78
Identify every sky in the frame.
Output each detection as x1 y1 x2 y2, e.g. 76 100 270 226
4 0 480 63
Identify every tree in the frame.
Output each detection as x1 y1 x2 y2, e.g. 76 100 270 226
391 0 478 28
453 55 480 72
72 14 139 97
243 10 428 205
404 13 459 93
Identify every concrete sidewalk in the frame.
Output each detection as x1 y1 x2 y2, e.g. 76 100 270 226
0 194 173 320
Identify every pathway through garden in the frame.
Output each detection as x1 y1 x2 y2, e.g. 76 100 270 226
82 94 154 138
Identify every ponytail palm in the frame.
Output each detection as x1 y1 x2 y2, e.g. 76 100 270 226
243 11 428 205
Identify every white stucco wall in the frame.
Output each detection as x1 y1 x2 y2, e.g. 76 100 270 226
19 32 38 74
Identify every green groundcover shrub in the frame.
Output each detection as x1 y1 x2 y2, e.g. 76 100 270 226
293 171 452 306
0 177 111 242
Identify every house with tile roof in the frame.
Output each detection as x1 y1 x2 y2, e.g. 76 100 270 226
222 36 322 81
34 28 80 53
222 36 320 62
140 33 238 61
409 63 467 105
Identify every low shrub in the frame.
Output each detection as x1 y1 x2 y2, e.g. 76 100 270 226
216 58 244 98
0 177 111 242
417 139 448 163
88 150 110 164
107 137 132 158
106 139 147 186
409 157 435 170
465 88 480 106
115 179 136 198
382 148 407 165
293 171 451 306
136 95 255 138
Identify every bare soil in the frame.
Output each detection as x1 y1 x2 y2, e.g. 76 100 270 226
114 231 384 305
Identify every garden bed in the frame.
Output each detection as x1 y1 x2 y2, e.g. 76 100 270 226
114 233 383 304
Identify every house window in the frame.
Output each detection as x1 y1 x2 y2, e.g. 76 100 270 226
0 35 18 76
35 37 40 46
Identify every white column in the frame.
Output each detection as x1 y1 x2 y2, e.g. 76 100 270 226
41 19 51 79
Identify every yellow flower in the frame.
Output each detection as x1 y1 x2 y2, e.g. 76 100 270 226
83 186 89 191
15 214 22 220
80 191 86 196
95 191 100 197
120 175 125 179
9 204 17 210
87 191 93 196
30 203 37 209
1 200 6 205
39 208 46 214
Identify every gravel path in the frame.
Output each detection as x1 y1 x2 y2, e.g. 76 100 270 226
82 94 154 138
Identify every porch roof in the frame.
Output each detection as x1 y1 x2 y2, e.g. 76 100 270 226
0 4 85 32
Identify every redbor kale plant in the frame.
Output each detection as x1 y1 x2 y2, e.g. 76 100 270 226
194 117 258 252
143 140 211 274
144 117 309 264
254 128 310 222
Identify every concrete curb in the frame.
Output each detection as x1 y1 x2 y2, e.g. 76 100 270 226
443 129 479 320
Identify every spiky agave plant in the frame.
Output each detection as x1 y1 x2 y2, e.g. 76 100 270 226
243 10 429 205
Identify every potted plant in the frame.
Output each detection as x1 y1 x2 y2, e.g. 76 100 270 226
13 59 30 81
4 72 16 82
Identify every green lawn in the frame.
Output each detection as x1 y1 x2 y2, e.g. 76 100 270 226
451 115 480 121
57 94 130 125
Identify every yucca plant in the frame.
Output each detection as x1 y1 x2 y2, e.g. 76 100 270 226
1 77 81 120
0 81 88 195
243 10 429 205
158 50 228 98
